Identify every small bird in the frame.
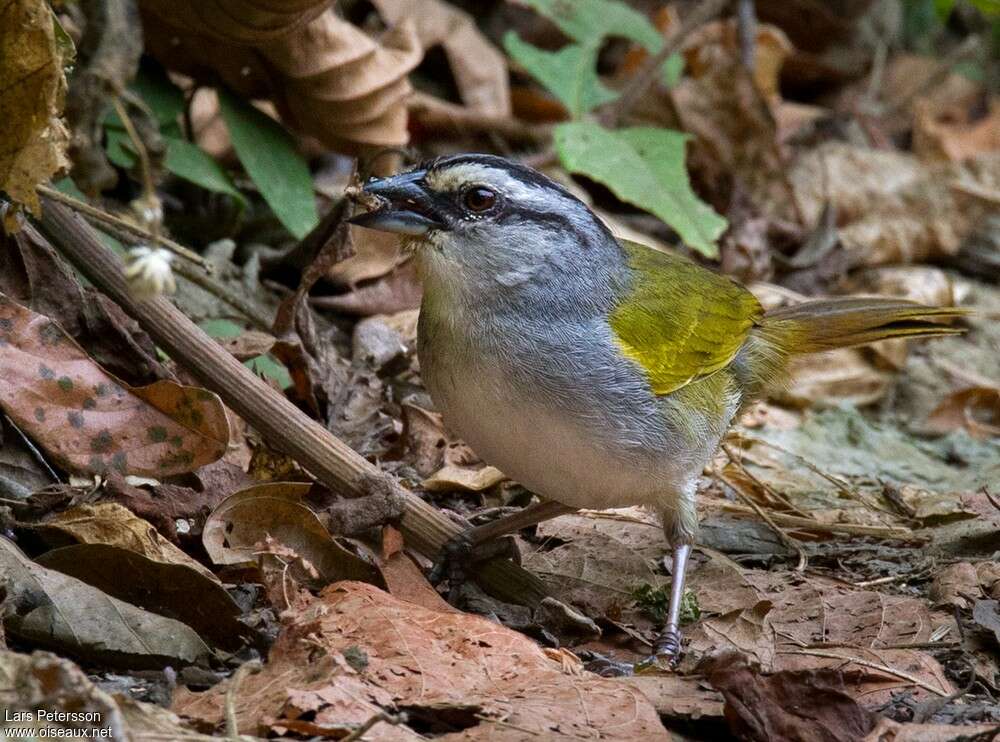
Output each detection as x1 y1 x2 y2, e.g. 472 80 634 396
349 153 964 663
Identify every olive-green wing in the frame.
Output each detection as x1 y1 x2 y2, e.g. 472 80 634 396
610 240 763 396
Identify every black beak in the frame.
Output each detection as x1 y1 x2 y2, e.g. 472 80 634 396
347 169 446 235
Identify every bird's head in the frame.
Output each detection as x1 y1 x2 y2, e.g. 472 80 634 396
349 154 620 301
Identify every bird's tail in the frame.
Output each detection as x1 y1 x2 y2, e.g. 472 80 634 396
758 297 968 356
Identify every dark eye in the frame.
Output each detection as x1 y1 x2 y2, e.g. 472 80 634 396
463 187 497 213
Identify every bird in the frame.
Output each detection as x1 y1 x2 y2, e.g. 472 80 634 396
348 153 965 664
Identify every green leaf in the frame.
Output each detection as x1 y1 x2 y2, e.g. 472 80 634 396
662 52 684 88
218 88 318 239
504 33 617 116
516 0 662 49
105 65 185 130
164 137 247 206
554 121 726 257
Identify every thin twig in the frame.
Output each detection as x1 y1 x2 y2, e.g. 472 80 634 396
714 501 914 539
65 207 271 330
783 649 949 697
37 185 207 268
714 465 808 571
607 0 730 126
721 442 812 518
224 660 262 740
342 712 406 742
112 96 161 232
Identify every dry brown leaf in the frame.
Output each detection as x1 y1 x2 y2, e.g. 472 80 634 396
0 537 211 668
141 0 422 150
203 481 382 587
0 0 70 216
703 652 878 742
29 501 215 579
667 20 793 215
35 543 247 651
785 143 1000 265
422 464 506 492
779 348 891 408
926 387 1000 440
622 674 724 720
173 581 669 739
329 229 406 288
929 562 983 609
914 98 1000 164
0 649 218 740
371 0 509 117
0 294 229 477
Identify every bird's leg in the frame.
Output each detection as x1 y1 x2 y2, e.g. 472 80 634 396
641 485 700 668
429 499 577 588
652 541 693 660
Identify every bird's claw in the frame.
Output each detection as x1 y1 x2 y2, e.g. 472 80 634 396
634 627 683 674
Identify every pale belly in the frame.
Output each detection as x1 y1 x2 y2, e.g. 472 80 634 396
422 357 694 511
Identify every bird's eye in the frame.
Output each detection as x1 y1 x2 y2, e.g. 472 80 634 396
463 186 497 213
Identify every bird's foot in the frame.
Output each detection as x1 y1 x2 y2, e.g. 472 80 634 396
428 532 518 603
634 626 683 674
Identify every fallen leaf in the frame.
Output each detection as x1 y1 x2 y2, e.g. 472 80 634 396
0 649 217 739
785 142 1000 265
141 0 422 150
682 601 776 671
27 501 215 579
35 543 246 651
173 580 669 739
926 387 1000 440
202 482 382 587
622 674 724 720
0 537 211 668
422 464 506 493
915 98 1000 164
972 600 1000 649
0 294 229 477
371 0 509 117
703 651 878 742
2 217 167 385
929 562 982 609
0 0 70 216
779 348 892 408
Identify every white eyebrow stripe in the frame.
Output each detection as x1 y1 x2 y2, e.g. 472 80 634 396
425 163 554 204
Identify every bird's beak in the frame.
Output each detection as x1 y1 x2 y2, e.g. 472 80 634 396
347 170 446 236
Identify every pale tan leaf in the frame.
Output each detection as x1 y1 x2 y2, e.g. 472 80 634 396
0 0 70 215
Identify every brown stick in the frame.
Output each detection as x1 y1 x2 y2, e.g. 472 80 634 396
605 0 730 127
34 198 551 606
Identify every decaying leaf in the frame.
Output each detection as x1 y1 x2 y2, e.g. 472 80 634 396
0 294 229 477
929 562 982 609
0 649 216 739
926 387 1000 440
173 581 669 739
35 543 246 651
202 482 381 586
779 348 892 408
0 0 70 215
422 464 506 493
27 501 215 579
786 143 1000 265
0 537 211 668
371 0 509 117
914 98 1000 164
141 0 422 150
703 652 878 742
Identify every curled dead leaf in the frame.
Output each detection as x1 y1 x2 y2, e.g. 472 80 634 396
202 482 382 587
0 0 70 216
141 0 422 150
926 387 1000 440
371 0 510 117
0 294 229 477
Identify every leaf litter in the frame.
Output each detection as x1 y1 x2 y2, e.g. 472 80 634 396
3 0 1000 739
